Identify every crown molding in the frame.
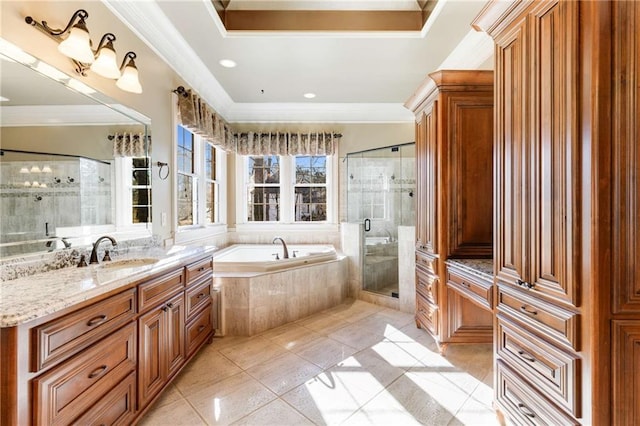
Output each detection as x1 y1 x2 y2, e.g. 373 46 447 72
226 103 415 123
102 0 234 116
0 105 143 127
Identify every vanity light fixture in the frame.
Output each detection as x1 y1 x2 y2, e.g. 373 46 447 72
30 166 41 173
219 59 237 68
24 181 31 187
25 10 142 93
41 165 52 173
303 93 316 99
19 167 30 174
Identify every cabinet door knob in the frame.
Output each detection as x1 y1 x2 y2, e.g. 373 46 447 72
161 306 168 312
166 302 174 309
88 365 108 379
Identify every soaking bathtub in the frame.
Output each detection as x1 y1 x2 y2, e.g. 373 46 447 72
212 244 337 272
212 243 347 336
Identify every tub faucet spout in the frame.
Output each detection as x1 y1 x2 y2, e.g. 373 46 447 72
272 236 289 259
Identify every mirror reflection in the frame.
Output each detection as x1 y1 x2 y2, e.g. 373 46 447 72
0 39 152 258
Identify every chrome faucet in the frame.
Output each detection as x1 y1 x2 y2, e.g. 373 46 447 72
272 236 289 259
89 235 117 264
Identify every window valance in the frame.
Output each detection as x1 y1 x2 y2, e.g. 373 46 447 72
235 131 341 156
109 132 149 157
174 86 235 152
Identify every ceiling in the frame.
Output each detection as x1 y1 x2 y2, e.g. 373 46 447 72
106 0 494 122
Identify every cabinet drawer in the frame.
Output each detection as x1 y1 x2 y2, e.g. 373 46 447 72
185 303 213 357
447 268 493 311
72 371 136 426
496 361 578 426
497 314 580 416
139 269 184 313
416 295 438 336
497 285 579 350
415 251 437 275
186 256 213 284
33 323 136 426
33 289 136 372
416 268 437 304
186 277 212 321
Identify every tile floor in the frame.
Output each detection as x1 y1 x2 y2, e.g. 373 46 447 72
141 300 498 426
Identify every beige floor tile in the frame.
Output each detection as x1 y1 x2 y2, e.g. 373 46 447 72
295 336 359 369
327 323 386 351
173 350 243 396
139 398 205 426
448 396 501 426
336 348 406 390
375 308 416 329
269 325 324 352
402 370 474 416
207 335 253 352
364 339 423 370
187 372 277 425
281 370 383 425
296 314 350 335
146 383 183 409
246 352 323 395
258 322 303 340
231 398 314 425
220 336 288 370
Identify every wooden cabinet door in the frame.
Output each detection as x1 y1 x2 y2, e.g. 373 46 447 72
138 307 165 408
422 104 438 255
612 321 640 425
612 0 640 313
165 293 185 380
527 0 580 306
415 114 427 250
494 17 529 291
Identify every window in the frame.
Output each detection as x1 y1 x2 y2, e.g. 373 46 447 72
176 125 225 229
247 156 280 221
240 154 334 224
131 157 152 223
177 125 196 226
294 156 327 221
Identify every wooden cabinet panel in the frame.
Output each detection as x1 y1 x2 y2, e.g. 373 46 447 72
72 371 136 426
612 321 640 425
447 96 493 258
32 323 136 426
185 303 213 357
497 285 578 350
416 269 437 305
186 277 212 321
166 293 185 380
138 269 184 313
528 0 579 305
415 106 438 255
494 21 528 294
612 0 640 313
497 314 580 416
446 268 493 311
186 256 213 284
496 361 579 426
138 305 164 408
444 289 493 343
415 295 438 336
32 289 136 372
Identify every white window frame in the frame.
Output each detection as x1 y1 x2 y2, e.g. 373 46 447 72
235 154 337 230
113 157 152 231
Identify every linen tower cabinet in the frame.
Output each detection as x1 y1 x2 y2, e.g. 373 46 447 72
473 0 640 424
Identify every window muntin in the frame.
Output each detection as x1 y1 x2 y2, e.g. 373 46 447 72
294 156 327 222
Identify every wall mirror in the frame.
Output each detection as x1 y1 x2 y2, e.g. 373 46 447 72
0 39 152 258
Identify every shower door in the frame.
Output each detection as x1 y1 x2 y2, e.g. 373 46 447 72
347 143 415 298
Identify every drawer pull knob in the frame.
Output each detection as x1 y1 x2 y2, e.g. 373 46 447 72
518 350 536 363
197 292 206 299
516 279 535 289
517 403 536 418
198 266 206 272
198 325 206 332
167 302 174 309
86 314 108 327
462 281 471 288
161 306 168 312
88 365 108 379
520 305 538 316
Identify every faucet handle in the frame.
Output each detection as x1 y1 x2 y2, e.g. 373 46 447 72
292 250 298 258
102 250 112 262
272 253 280 260
77 255 88 268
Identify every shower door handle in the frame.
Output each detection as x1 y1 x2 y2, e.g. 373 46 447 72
364 218 371 232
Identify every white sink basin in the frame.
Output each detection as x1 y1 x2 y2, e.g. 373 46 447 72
97 258 159 270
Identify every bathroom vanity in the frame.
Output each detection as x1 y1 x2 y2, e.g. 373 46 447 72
0 247 217 425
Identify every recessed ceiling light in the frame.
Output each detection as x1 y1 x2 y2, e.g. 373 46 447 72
303 93 316 99
219 59 237 68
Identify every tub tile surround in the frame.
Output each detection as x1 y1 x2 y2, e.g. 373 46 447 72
0 244 214 327
141 300 497 426
219 257 348 336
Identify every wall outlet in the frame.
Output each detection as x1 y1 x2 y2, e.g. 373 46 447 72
161 212 167 226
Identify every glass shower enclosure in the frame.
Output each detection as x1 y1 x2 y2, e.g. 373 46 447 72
346 143 415 298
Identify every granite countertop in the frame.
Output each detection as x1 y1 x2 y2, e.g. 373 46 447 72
445 258 494 281
0 245 216 328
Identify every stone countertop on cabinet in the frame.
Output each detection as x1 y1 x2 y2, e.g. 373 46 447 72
445 258 494 282
0 245 216 328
